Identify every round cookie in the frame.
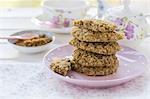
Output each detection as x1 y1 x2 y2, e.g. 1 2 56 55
71 27 124 42
69 38 121 55
72 62 118 76
73 49 118 67
73 19 117 32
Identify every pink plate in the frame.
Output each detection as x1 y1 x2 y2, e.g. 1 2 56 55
43 44 147 88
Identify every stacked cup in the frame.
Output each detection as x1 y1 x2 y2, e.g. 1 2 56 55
69 19 123 76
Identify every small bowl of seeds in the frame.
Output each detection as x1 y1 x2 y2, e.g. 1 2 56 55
8 30 55 54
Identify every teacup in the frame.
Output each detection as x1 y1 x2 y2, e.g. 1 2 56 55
41 0 90 28
102 0 150 49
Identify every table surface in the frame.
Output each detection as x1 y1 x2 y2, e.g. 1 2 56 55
0 8 150 99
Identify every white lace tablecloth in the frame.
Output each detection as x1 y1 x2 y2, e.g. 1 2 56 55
0 61 150 99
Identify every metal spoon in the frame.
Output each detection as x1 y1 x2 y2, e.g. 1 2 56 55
0 33 39 40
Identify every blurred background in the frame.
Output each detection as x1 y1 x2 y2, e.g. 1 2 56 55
0 0 115 8
0 0 149 11
0 0 149 18
0 0 149 35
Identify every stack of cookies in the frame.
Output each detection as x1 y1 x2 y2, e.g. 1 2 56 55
69 19 123 76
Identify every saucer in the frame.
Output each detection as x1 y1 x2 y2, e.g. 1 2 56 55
43 44 147 88
31 14 71 34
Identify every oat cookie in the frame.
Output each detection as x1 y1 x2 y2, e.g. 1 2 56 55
50 58 72 76
73 19 117 32
72 62 118 76
73 49 118 67
69 38 121 54
71 27 124 42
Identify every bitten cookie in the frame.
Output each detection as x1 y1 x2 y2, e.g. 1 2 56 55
69 38 121 54
50 58 72 76
73 49 118 67
73 19 117 32
71 27 124 42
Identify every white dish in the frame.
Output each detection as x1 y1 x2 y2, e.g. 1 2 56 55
8 30 55 54
31 14 71 34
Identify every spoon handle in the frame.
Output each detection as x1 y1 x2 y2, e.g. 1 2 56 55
0 36 21 39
